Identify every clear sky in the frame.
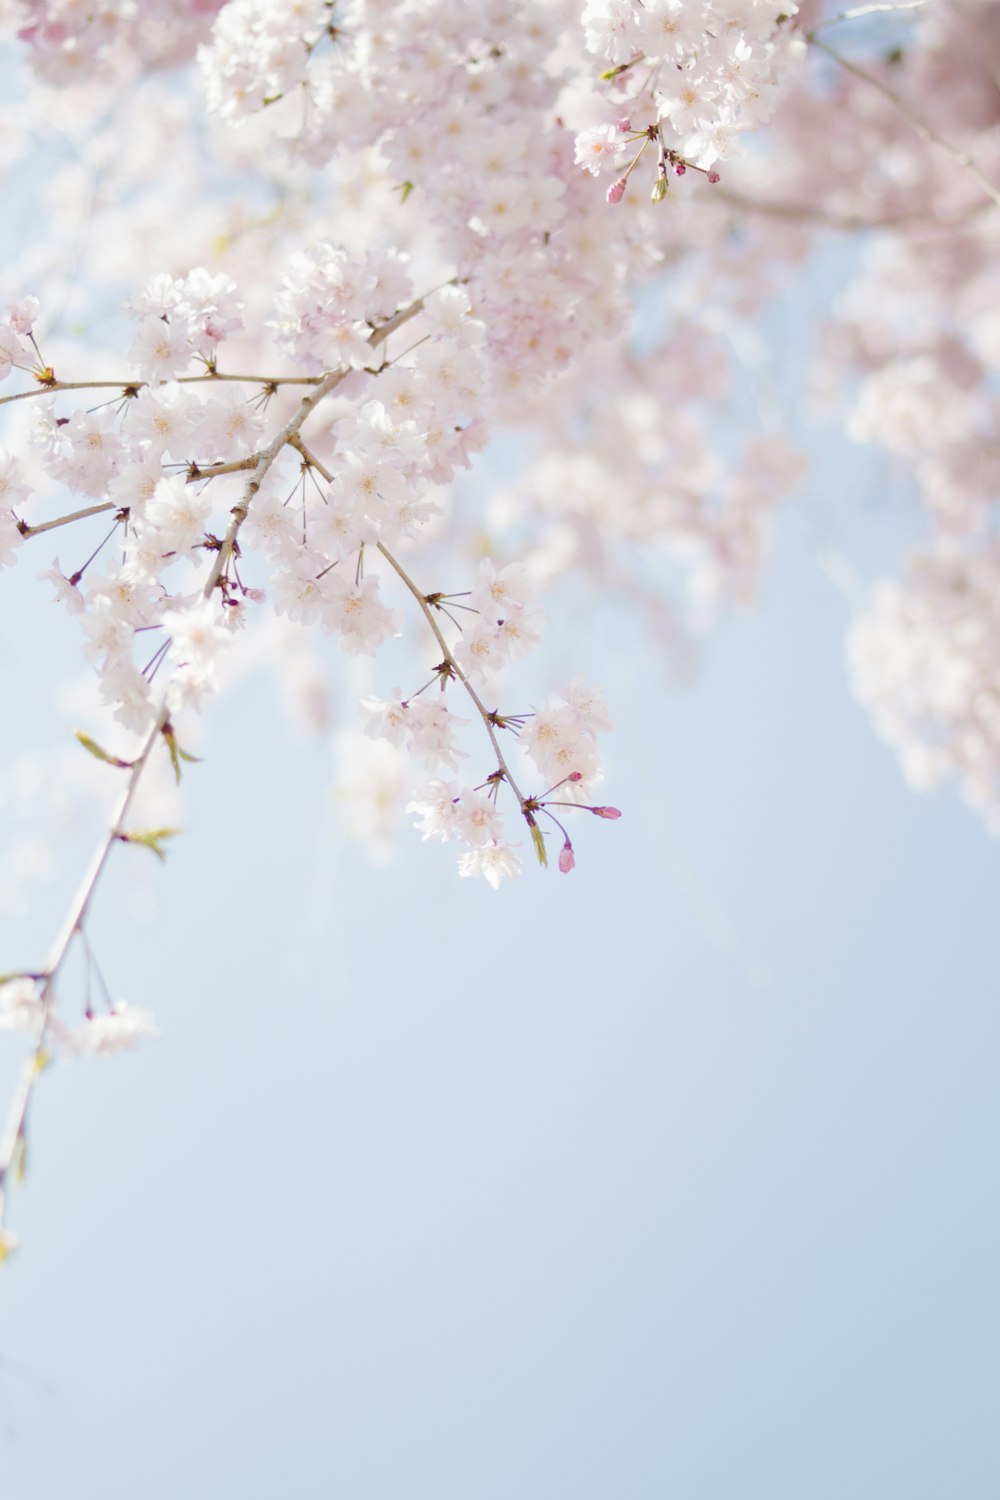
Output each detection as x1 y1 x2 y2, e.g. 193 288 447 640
1 430 998 1497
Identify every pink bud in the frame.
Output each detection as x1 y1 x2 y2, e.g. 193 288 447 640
559 840 575 874
592 806 622 819
606 178 626 205
674 162 686 176
707 171 720 184
614 117 632 133
568 771 583 782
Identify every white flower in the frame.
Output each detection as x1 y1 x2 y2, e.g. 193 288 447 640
0 977 44 1034
0 447 31 510
128 315 193 383
458 840 522 889
574 123 624 178
0 509 23 569
163 598 230 670
408 780 463 842
361 693 410 747
58 1002 159 1057
144 475 212 556
322 573 397 654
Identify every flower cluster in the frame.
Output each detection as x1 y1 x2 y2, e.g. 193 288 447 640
127 268 245 381
848 539 1000 833
575 0 805 201
0 976 158 1056
16 0 226 83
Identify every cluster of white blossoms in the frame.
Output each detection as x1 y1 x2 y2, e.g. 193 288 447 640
127 268 245 381
198 0 333 120
0 976 158 1054
575 0 805 198
10 0 226 82
848 540 1000 833
7 257 618 897
405 676 617 885
272 243 414 373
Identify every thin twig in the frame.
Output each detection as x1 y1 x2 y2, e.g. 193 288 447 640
185 457 260 483
18 501 117 539
286 432 530 808
810 1 929 33
712 184 988 232
0 370 325 410
376 541 530 809
0 294 429 1246
15 460 259 542
809 33 1000 211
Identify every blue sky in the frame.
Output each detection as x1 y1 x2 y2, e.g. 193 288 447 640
1 464 998 1496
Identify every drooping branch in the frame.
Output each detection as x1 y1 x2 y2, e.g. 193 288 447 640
808 32 1000 211
375 542 531 812
0 292 429 1247
285 431 531 813
810 1 930 34
712 185 989 232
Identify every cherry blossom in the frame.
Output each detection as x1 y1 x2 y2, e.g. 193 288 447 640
0 0 998 1261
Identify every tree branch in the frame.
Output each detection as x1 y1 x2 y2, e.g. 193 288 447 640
808 33 1000 211
285 431 531 810
0 370 326 410
17 501 117 539
810 1 930 34
0 292 430 1248
712 184 990 232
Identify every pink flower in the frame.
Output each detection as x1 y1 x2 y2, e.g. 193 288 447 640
7 297 39 336
558 840 575 874
606 178 627 205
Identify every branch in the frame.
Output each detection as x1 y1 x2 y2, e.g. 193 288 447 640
375 541 530 811
0 293 429 1247
17 500 117 539
0 369 326 410
712 185 990 232
810 1 930 33
15 460 264 543
285 430 531 811
808 33 1000 211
